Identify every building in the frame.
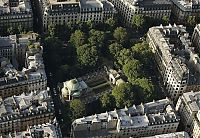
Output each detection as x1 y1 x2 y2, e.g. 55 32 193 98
0 90 55 134
0 121 62 138
192 24 200 52
40 0 116 30
0 0 33 32
71 98 180 138
0 33 47 98
0 33 38 66
61 78 88 101
109 0 172 26
175 91 200 138
143 131 190 138
147 24 200 101
171 0 200 22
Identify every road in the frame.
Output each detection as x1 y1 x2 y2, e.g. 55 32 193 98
47 72 71 137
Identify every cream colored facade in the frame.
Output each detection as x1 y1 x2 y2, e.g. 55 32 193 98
192 24 200 52
0 33 47 98
171 0 200 22
72 98 180 138
175 91 200 138
108 0 171 26
147 24 200 102
41 0 116 30
0 0 33 32
0 90 55 134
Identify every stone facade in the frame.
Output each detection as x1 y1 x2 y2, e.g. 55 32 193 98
40 0 116 30
147 24 200 101
0 90 55 134
108 0 172 26
72 98 180 138
0 0 33 32
176 91 200 138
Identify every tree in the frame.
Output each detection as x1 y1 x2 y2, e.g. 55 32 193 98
117 48 133 66
123 59 142 82
70 99 85 120
77 44 99 67
134 78 154 102
70 30 86 47
88 29 105 48
18 25 23 34
7 26 14 35
132 14 145 30
44 37 63 51
100 93 116 111
113 27 128 44
105 18 116 30
162 16 169 25
48 24 56 37
112 83 135 108
187 16 196 26
132 42 153 67
86 20 95 30
109 43 123 59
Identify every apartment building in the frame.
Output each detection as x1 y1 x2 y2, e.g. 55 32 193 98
0 0 33 32
71 98 180 138
176 91 200 138
0 121 62 138
108 0 172 26
40 0 116 30
192 24 200 52
0 33 47 98
147 24 200 101
171 0 200 22
143 131 190 138
0 90 55 134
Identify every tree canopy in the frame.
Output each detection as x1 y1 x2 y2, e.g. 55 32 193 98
113 27 128 44
100 93 116 111
70 99 85 120
112 83 135 108
70 30 86 47
88 29 105 48
123 59 142 82
109 43 123 59
76 44 99 67
134 78 154 102
117 48 133 66
132 14 145 30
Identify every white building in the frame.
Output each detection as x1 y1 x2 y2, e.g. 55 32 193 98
0 90 55 134
176 91 200 138
192 24 200 52
143 131 190 138
72 98 180 138
61 78 88 101
147 24 200 101
0 0 33 32
0 33 47 98
108 0 172 26
40 0 116 30
0 122 62 138
171 0 200 22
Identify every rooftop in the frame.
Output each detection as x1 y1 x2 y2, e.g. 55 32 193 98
181 91 200 113
143 131 190 138
73 98 179 137
171 0 200 11
0 122 62 138
0 0 32 15
148 24 200 84
0 90 54 122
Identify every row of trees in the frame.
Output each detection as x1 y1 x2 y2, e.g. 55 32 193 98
99 41 155 110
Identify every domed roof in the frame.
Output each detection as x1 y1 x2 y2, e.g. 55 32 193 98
66 79 82 92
